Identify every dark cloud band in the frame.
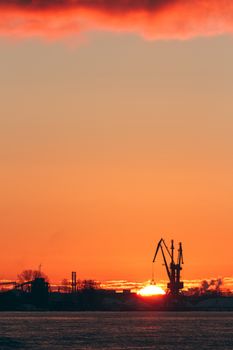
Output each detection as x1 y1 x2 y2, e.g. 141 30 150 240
0 0 232 41
0 0 171 10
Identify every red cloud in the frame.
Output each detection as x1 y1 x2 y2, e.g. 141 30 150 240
0 1 233 40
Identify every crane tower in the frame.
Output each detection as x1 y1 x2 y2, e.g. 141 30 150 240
153 239 184 296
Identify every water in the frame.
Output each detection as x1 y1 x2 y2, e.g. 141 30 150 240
0 312 232 349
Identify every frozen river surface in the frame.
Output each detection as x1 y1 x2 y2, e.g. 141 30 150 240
0 311 232 349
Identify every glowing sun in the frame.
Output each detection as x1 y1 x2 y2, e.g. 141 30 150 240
137 284 165 297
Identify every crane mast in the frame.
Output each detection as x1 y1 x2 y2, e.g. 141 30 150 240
153 238 184 296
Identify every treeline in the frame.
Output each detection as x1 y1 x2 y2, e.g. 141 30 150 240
1 269 232 297
185 278 232 296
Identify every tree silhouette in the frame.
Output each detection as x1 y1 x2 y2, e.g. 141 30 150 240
61 279 71 293
18 269 48 284
81 279 100 291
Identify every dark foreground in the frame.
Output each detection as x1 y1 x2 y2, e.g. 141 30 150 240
1 286 233 311
0 311 232 350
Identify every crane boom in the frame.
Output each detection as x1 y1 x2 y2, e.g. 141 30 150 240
152 238 163 263
160 245 171 280
153 239 171 280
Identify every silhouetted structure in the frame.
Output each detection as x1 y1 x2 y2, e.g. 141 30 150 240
31 278 49 308
71 272 77 293
153 239 184 296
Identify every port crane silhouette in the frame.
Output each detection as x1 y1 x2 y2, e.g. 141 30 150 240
152 239 184 296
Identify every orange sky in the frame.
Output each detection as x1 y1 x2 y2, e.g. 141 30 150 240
0 3 233 288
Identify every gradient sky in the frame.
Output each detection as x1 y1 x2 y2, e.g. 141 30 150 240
0 1 233 287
